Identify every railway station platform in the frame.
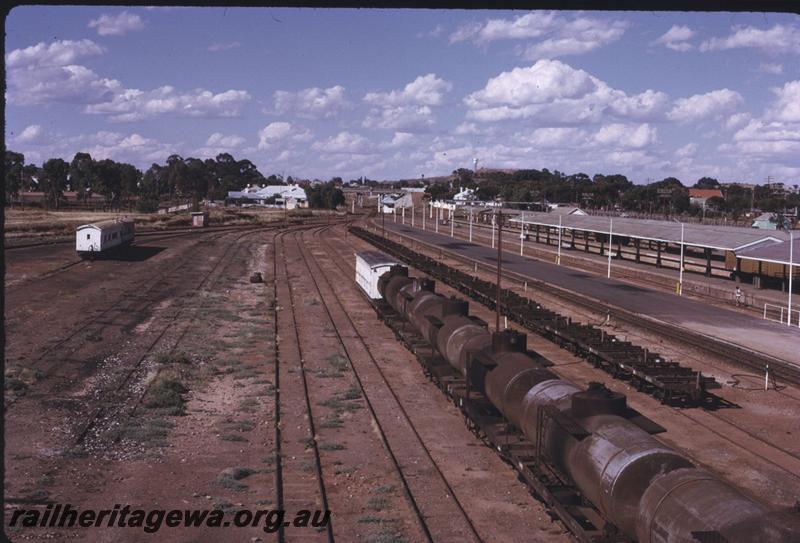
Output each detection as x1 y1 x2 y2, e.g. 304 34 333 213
445 218 796 318
379 221 800 368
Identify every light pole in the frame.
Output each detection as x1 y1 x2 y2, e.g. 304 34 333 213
491 214 496 249
411 203 415 227
789 231 794 326
607 218 613 278
679 222 685 296
557 214 563 265
496 209 503 332
450 206 455 237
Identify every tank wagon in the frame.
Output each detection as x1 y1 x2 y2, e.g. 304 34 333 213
356 251 800 543
352 226 715 405
76 218 135 258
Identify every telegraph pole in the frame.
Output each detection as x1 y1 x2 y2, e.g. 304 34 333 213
496 209 503 332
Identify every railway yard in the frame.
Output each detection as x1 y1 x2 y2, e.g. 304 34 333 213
4 210 800 542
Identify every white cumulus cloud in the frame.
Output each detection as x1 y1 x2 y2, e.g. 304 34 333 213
258 122 293 149
364 74 452 107
592 123 657 149
675 142 698 157
312 131 373 155
766 80 800 123
652 25 695 51
15 124 48 144
363 105 435 131
5 39 105 68
700 24 800 54
206 132 246 148
273 85 348 119
667 89 743 123
85 86 251 121
88 11 146 36
464 59 668 124
450 12 628 59
758 62 783 75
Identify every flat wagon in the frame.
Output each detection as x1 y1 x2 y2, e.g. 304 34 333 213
76 218 135 258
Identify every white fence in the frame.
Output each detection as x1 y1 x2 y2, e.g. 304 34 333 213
762 303 800 327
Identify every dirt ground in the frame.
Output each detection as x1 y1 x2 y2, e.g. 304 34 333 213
4 221 571 542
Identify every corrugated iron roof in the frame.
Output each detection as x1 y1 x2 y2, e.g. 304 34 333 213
510 211 787 251
737 235 800 266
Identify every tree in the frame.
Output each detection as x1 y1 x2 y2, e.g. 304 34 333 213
69 152 95 203
116 162 142 208
165 154 188 201
138 164 163 212
5 151 25 205
307 182 344 209
39 158 69 209
185 158 210 208
94 159 122 209
425 182 454 201
694 177 720 189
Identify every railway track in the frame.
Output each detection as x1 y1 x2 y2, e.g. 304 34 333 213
70 226 274 451
4 219 337 289
271 224 487 542
5 226 276 411
367 224 800 388
3 219 329 251
271 227 335 543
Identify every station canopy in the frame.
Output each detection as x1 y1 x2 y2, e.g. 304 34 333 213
506 210 787 252
736 235 799 266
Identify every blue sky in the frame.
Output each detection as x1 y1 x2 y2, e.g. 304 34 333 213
5 7 800 185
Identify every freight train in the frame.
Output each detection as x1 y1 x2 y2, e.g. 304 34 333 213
356 251 800 543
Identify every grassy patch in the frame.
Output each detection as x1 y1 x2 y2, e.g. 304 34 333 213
156 352 191 365
326 354 349 372
212 499 236 512
375 485 396 494
220 434 248 442
4 364 42 392
364 527 407 543
358 516 400 524
225 420 256 432
367 496 390 512
215 467 255 492
342 386 362 400
319 414 343 429
238 398 259 413
318 388 362 414
115 418 175 447
144 375 187 412
232 365 260 380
